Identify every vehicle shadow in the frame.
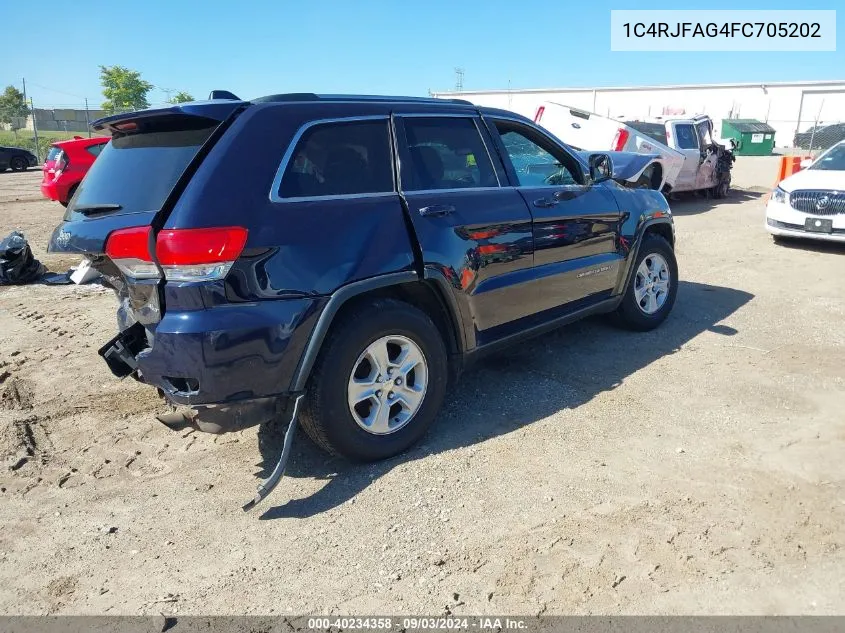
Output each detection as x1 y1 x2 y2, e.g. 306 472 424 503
255 280 753 520
772 236 845 256
667 189 765 216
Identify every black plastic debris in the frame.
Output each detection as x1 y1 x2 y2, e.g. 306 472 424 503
40 271 73 285
0 231 45 285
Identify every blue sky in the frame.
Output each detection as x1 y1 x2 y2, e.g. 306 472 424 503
2 0 842 109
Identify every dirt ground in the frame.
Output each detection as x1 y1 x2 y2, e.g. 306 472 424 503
0 169 843 616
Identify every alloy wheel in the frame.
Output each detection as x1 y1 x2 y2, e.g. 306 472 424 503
346 335 428 435
634 253 671 315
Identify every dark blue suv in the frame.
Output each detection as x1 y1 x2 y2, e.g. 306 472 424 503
49 93 676 499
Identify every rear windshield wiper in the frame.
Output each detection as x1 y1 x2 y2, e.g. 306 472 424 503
73 203 123 215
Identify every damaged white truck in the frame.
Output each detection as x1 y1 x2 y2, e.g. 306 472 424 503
533 102 735 197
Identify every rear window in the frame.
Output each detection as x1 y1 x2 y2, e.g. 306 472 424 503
625 122 668 146
278 119 394 199
46 147 61 161
86 143 106 158
67 120 216 216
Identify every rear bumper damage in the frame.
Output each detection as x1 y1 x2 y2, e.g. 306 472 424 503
97 297 322 432
156 396 286 434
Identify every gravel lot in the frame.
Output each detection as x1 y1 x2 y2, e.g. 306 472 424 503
0 169 843 615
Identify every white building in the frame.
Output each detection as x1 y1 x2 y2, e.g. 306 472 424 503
432 80 845 148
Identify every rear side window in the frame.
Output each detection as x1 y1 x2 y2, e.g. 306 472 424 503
401 117 497 191
68 120 216 216
674 124 699 150
278 120 393 199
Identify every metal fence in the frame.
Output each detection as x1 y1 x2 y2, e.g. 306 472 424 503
789 120 845 154
0 100 150 162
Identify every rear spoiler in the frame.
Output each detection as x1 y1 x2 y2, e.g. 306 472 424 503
92 100 246 133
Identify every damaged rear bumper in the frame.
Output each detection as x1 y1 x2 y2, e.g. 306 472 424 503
98 298 323 432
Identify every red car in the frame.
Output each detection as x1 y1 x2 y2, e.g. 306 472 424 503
41 136 109 206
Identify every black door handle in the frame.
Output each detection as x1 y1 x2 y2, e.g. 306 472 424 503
419 204 455 217
533 197 559 209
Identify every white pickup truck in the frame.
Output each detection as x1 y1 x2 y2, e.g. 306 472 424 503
534 102 735 197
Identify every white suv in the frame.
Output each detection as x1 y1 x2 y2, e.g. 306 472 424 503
766 141 845 243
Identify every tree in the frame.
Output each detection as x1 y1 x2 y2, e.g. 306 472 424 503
168 91 194 104
0 85 30 138
100 65 153 114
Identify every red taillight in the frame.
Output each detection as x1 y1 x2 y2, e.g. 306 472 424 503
611 128 630 151
534 106 545 123
105 226 158 279
155 227 248 282
104 226 247 282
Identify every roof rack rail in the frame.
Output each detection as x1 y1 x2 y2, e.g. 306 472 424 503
251 93 473 106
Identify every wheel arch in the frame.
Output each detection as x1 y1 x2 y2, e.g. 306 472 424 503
289 271 465 392
615 217 675 296
643 218 674 248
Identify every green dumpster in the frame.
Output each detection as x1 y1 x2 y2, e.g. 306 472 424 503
721 119 776 156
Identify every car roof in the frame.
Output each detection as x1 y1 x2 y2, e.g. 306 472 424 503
251 93 473 106
93 94 493 132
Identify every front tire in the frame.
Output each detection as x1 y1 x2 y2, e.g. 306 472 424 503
613 234 678 331
711 175 730 199
300 298 448 461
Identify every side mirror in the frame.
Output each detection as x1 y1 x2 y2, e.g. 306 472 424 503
588 153 613 183
799 158 813 169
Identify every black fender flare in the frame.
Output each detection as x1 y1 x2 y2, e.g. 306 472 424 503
615 216 675 296
289 271 418 391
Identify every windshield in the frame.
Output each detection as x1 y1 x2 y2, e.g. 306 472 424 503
810 143 845 171
66 120 216 217
625 121 668 145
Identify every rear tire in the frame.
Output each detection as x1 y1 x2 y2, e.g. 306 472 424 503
10 157 27 172
300 298 448 461
613 234 678 331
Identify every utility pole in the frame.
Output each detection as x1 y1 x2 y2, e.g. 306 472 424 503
30 97 40 163
22 77 26 104
85 98 91 137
